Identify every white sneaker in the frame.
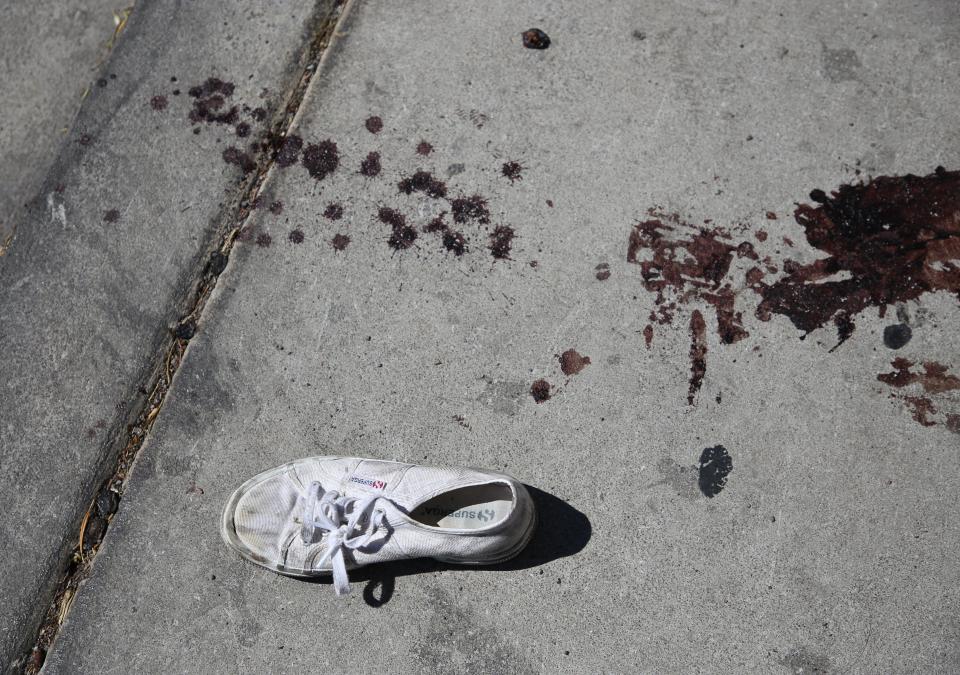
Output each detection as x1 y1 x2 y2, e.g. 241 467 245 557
221 457 537 595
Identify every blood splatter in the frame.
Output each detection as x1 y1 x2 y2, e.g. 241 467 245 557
416 141 433 156
302 140 339 180
235 122 251 138
687 310 707 405
451 194 490 224
103 209 120 223
530 379 551 403
222 146 255 173
273 135 302 167
595 263 610 280
442 230 468 256
255 232 272 248
643 324 653 349
150 95 168 111
269 201 283 215
698 445 732 497
755 229 768 241
756 168 960 339
424 213 447 233
365 116 383 134
288 229 304 244
324 203 344 220
877 359 960 394
559 349 591 375
331 233 350 251
187 78 239 125
360 151 382 177
379 208 417 250
502 161 523 183
489 225 515 260
398 170 447 199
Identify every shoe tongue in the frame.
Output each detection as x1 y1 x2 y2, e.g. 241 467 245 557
342 459 409 497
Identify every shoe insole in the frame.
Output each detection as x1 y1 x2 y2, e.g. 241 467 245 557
410 483 513 530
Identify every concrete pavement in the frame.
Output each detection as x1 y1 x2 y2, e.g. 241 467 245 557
0 0 344 668
38 0 960 672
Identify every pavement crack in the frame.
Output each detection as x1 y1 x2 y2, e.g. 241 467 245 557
18 1 354 672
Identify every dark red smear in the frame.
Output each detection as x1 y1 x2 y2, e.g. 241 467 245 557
302 140 339 180
765 212 777 220
378 207 405 229
531 379 551 403
687 310 707 405
398 170 447 199
360 151 382 177
756 168 960 337
559 349 591 375
324 203 344 220
442 230 468 256
451 194 490 224
331 233 350 251
416 140 433 156
877 358 960 394
901 396 937 427
755 229 768 241
643 324 653 349
379 208 416 250
365 116 383 134
489 225 515 260
627 214 754 344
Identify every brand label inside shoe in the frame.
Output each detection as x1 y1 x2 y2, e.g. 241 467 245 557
420 506 496 522
349 476 385 489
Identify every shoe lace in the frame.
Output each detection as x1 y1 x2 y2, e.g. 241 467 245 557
299 481 389 595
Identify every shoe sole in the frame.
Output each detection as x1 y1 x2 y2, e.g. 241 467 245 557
221 461 538 577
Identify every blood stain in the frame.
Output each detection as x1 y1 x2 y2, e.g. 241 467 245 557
269 200 283 215
222 146 256 173
379 208 417 250
442 230 468 256
765 212 777 220
302 140 339 180
687 309 707 405
756 168 960 339
255 232 272 248
360 151 382 177
530 379 551 403
451 194 490 224
273 135 303 167
103 209 120 223
546 200 554 208
424 213 447 233
502 161 523 183
489 225 515 260
595 263 611 281
288 229 304 244
522 28 551 49
559 349 591 376
324 203 344 220
643 324 653 349
187 77 239 125
755 229 768 241
698 445 732 497
331 233 351 251
416 140 433 156
365 116 383 134
235 122 251 138
150 95 168 111
398 170 447 199
877 358 960 394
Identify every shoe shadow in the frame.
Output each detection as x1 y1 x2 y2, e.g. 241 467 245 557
300 485 591 607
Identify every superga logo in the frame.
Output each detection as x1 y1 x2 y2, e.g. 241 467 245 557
349 476 385 489
423 507 495 521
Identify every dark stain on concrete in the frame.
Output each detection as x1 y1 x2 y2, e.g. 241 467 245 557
365 115 383 134
360 151 382 177
502 161 524 183
442 229 468 256
288 229 305 244
302 140 340 180
756 168 960 340
688 309 707 405
522 28 551 50
273 135 303 168
103 209 120 223
595 263 611 280
398 170 447 199
324 202 344 220
416 140 433 156
489 225 515 260
559 349 591 376
821 45 861 83
698 445 732 497
150 95 168 111
878 358 960 394
451 194 490 224
331 233 350 251
530 379 551 403
780 646 831 674
883 323 912 349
